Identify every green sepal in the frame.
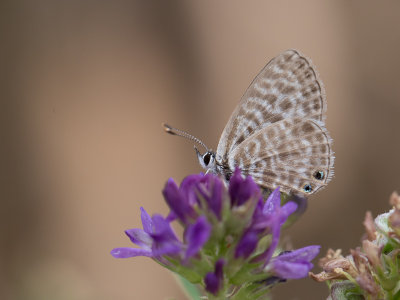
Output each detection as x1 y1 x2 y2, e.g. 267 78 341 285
327 281 364 300
228 261 267 285
174 274 202 300
392 287 400 300
230 280 274 300
167 257 204 283
379 253 400 292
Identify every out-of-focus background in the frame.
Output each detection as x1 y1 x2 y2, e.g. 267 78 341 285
2 1 400 299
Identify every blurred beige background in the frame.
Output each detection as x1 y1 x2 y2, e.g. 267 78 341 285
2 1 400 299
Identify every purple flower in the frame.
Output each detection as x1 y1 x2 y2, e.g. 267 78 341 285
163 177 198 224
204 259 225 295
255 188 298 265
262 187 298 225
197 174 224 220
112 171 321 299
111 207 182 259
184 216 211 260
162 174 224 223
270 245 320 279
235 231 259 258
235 187 298 265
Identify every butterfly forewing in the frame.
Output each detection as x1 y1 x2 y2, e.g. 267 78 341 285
216 49 326 162
215 49 333 195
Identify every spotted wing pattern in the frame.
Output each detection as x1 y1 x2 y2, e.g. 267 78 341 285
228 118 334 194
216 49 334 195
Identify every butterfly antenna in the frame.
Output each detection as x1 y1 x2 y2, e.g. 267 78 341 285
163 123 209 152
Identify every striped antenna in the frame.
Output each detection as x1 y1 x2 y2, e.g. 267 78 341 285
163 123 209 152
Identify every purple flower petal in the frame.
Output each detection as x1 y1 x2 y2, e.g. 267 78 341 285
271 245 320 279
166 211 177 222
278 201 298 225
263 187 281 216
204 259 225 295
251 189 283 232
229 168 260 207
152 243 182 257
110 247 153 258
214 259 224 278
198 174 224 219
140 207 153 234
151 214 180 243
235 231 258 258
272 260 313 279
280 201 298 220
114 212 183 259
208 179 223 219
124 228 152 249
180 174 204 206
163 178 195 224
185 216 211 260
276 245 320 262
253 200 296 231
204 273 219 295
228 168 242 203
150 214 183 256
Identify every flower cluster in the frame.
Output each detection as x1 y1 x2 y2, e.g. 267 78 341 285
310 192 400 300
111 170 320 299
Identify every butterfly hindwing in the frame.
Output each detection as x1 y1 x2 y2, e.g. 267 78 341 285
216 49 327 163
227 118 334 195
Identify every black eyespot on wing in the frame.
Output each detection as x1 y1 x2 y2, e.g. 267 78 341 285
303 184 313 193
203 153 211 166
313 171 324 180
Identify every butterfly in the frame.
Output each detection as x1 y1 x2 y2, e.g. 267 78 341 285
164 49 334 196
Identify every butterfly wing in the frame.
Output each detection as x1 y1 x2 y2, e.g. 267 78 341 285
227 118 334 195
216 49 327 162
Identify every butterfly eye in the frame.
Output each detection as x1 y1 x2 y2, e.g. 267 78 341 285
313 171 324 180
203 153 211 166
303 184 313 193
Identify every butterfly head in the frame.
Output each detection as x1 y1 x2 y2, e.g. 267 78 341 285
195 146 216 172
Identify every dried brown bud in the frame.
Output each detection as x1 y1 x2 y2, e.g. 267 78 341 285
389 209 400 237
351 246 381 297
362 240 382 268
309 270 344 282
310 250 359 282
351 248 370 273
324 258 356 274
389 191 400 209
356 272 380 298
363 211 377 241
319 248 342 267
